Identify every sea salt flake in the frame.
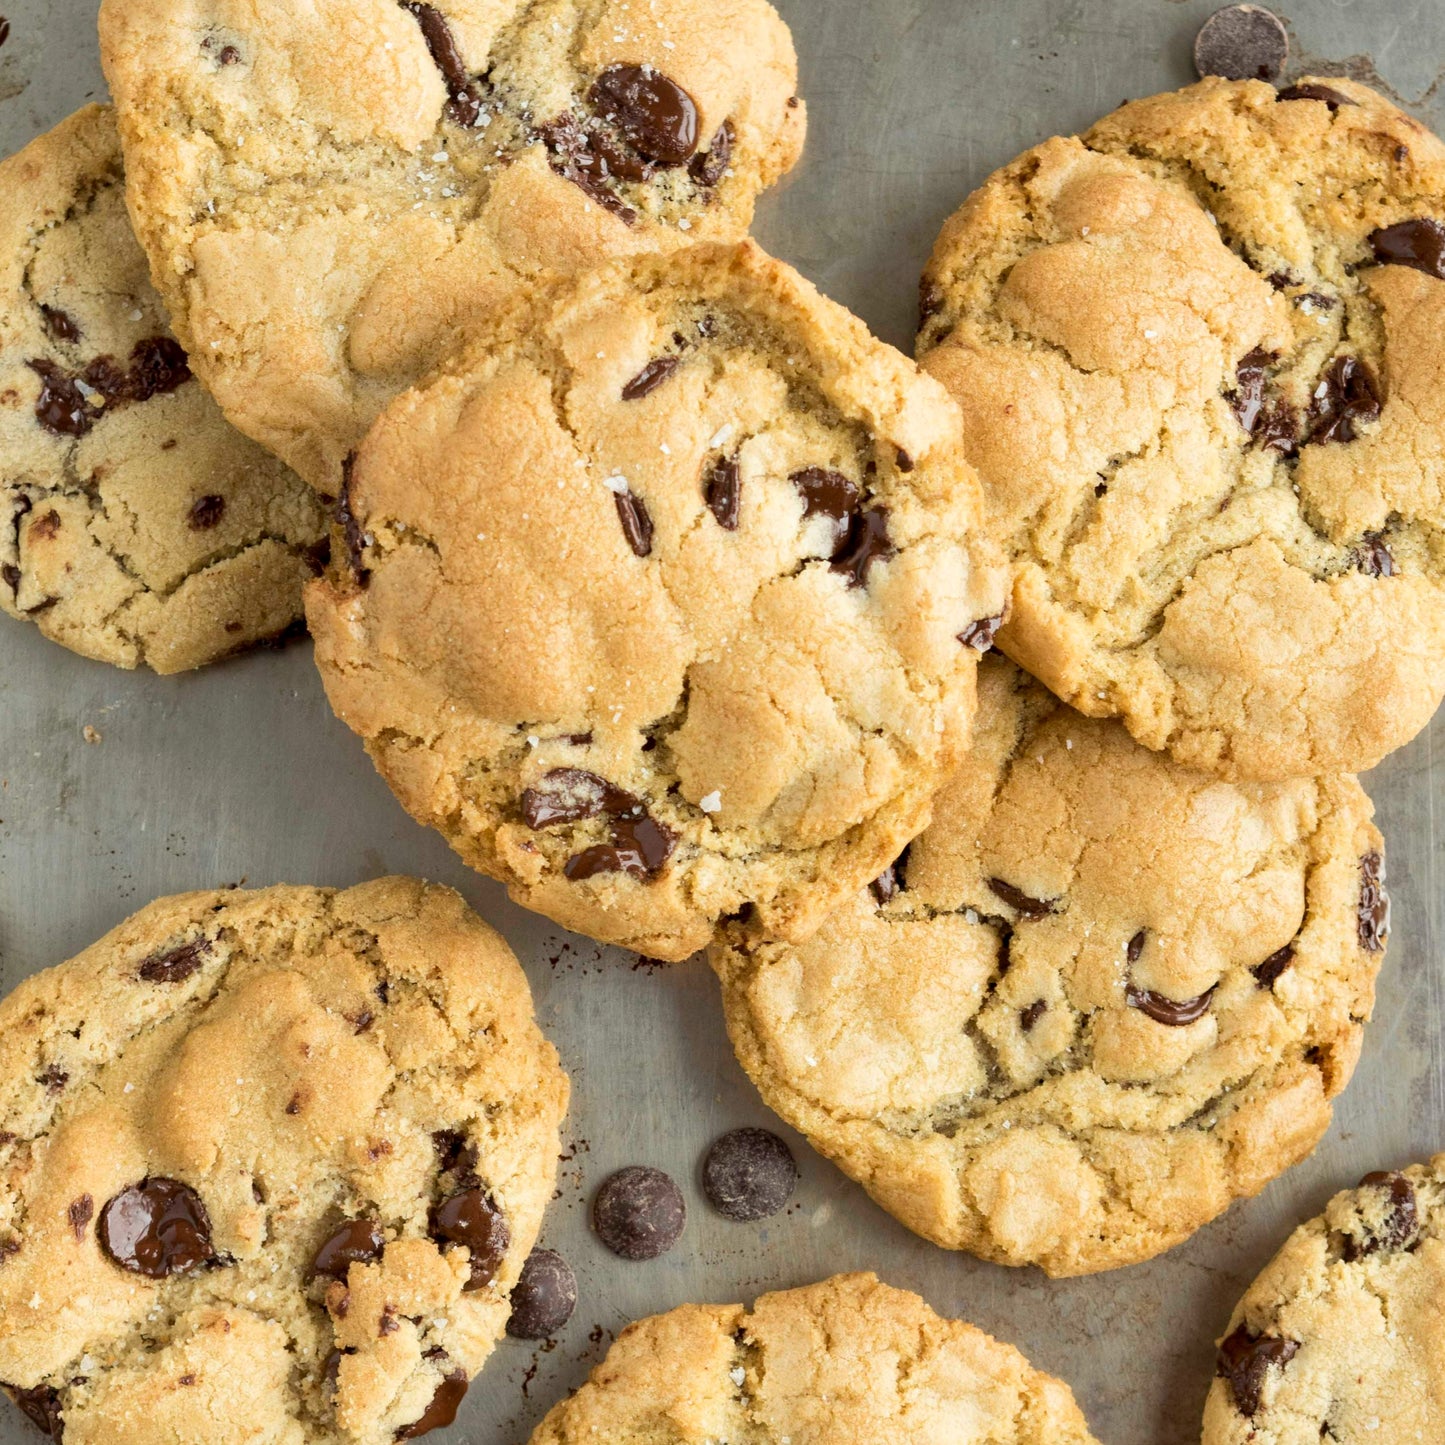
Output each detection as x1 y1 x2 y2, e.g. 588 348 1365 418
699 790 722 813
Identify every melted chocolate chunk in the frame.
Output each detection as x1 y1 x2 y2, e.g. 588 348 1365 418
614 490 654 557
1370 218 1445 280
1126 929 1147 963
1358 850 1389 952
187 495 226 532
395 1370 468 1439
870 863 901 906
621 355 681 401
138 938 211 984
28 360 96 437
1193 5 1289 82
1231 348 1298 452
39 306 80 343
126 337 191 401
505 1248 577 1338
5 1384 63 1440
1020 999 1048 1032
539 114 638 225
1342 1170 1418 1260
959 613 1005 652
592 1166 685 1259
399 2 483 126
1307 355 1381 445
521 768 642 829
68 1194 93 1242
790 468 859 542
311 1218 385 1280
831 506 895 587
28 338 190 439
1276 82 1357 109
99 1178 215 1277
988 878 1057 919
688 119 735 186
1126 984 1215 1026
336 454 370 586
430 1189 509 1290
565 815 677 881
587 64 699 166
1217 1326 1299 1416
705 454 741 530
432 1129 479 1181
1357 532 1395 577
1252 944 1295 988
703 1127 797 1221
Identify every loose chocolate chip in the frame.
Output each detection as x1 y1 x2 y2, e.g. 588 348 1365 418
400 2 484 126
1126 984 1215 1026
688 119 735 186
1356 532 1395 577
40 306 81 343
588 64 699 166
68 1195 93 1242
1341 1170 1418 1260
99 1178 215 1278
395 1369 468 1439
1020 999 1048 1032
592 1166 685 1260
1252 944 1295 988
310 1219 386 1280
988 878 1057 919
506 1248 578 1338
1217 1325 1299 1416
28 360 96 437
4 1384 63 1440
703 1128 797 1222
1276 81 1357 109
790 468 860 543
959 612 1005 652
831 506 896 588
1370 218 1445 280
565 815 677 881
1194 5 1288 81
614 490 654 558
187 495 226 531
621 355 681 401
138 938 211 984
1307 355 1382 445
521 768 641 829
1358 850 1389 953
705 454 742 530
125 337 191 401
430 1189 509 1290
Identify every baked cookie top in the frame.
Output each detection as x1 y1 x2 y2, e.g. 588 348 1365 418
1202 1155 1445 1443
712 657 1388 1275
306 242 1009 962
0 106 326 674
526 1272 1102 1445
0 879 568 1444
98 0 806 491
919 77 1445 781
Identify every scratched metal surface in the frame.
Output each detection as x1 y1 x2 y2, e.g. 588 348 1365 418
2 2 1443 1442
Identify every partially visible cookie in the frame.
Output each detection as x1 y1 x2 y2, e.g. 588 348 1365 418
1202 1156 1445 1443
0 878 569 1443
99 0 806 490
1 106 326 673
306 241 1009 962
525 1272 1102 1444
919 77 1445 780
712 657 1387 1275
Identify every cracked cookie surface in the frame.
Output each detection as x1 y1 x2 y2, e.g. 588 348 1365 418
919 77 1445 781
0 878 568 1444
525 1272 1101 1444
711 657 1386 1275
306 242 1009 962
98 0 805 491
1202 1154 1445 1443
0 106 327 674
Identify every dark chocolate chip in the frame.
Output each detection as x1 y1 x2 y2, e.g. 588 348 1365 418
688 119 734 186
137 938 211 984
395 1370 468 1439
538 114 638 225
1020 999 1048 1032
1252 944 1295 988
520 769 641 829
1231 348 1298 452
28 360 96 437
0 19 11 52
702 1127 797 1222
592 1166 685 1259
1307 355 1382 445
1 565 19 593
919 281 944 324
430 1189 509 1290
1358 850 1389 953
432 1129 478 1180
790 468 859 542
1126 984 1215 1026
564 815 677 881
1276 81 1358 109
622 355 681 401
988 878 1057 919
68 1195 93 1242
1342 1170 1418 1260
959 612 1005 652
831 506 896 587
125 337 191 401
39 306 81 343
218 44 240 64
99 1178 215 1277
895 447 915 472
310 1219 386 1280
4 1384 63 1440
335 454 370 586
1370 218 1445 280
587 64 699 165
37 1066 67 1094
400 2 484 126
614 490 654 558
705 455 742 530
1126 929 1147 963
1194 5 1288 81
505 1248 577 1338
870 864 900 906
1217 1325 1299 1416
187 495 226 532
1356 533 1395 577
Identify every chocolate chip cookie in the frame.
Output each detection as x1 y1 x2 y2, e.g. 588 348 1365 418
525 1272 1102 1444
712 656 1387 1275
0 878 569 1443
1 106 326 673
919 77 1445 780
1202 1155 1445 1443
306 241 1009 961
98 0 806 492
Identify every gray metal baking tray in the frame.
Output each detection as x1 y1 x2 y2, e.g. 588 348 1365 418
2 1 1443 1441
